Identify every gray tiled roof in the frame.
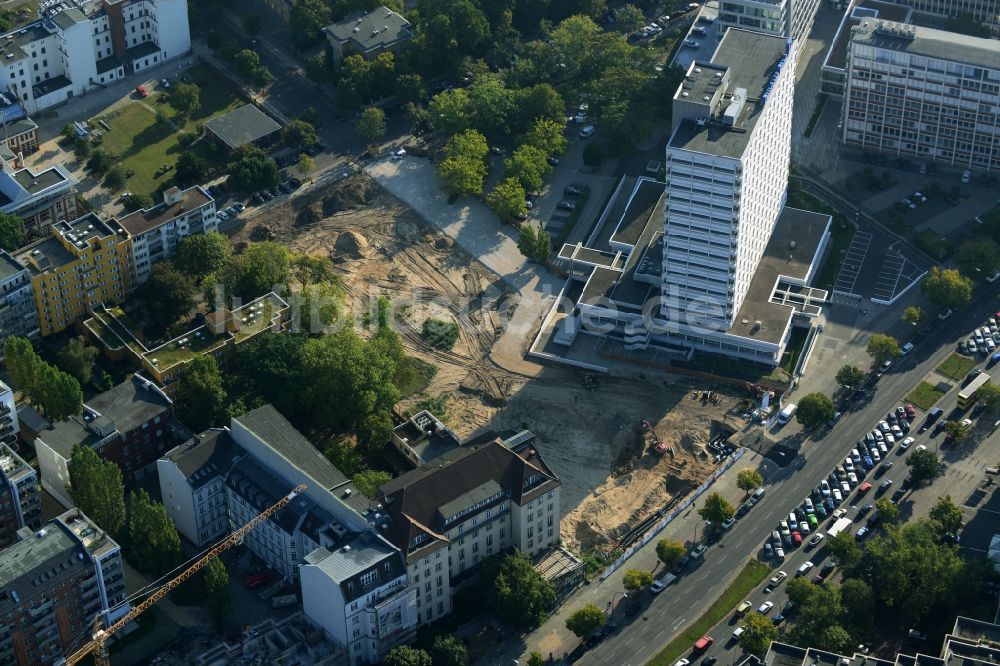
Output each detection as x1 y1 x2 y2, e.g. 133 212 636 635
304 530 405 602
204 104 282 150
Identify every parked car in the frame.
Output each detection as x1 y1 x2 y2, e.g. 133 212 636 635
683 39 701 47
564 185 584 196
557 200 577 211
135 84 149 98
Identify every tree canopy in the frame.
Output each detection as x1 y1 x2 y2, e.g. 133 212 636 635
0 212 25 251
4 336 82 420
174 355 228 432
698 492 735 524
955 238 1000 279
901 306 926 327
69 444 126 536
226 145 279 192
383 646 432 666
128 489 184 577
429 635 468 666
289 0 331 48
866 333 901 363
929 495 963 537
796 392 836 429
922 266 973 309
622 568 653 591
738 611 778 655
565 602 605 638
356 107 387 145
204 558 231 630
481 551 555 629
517 223 551 263
56 337 98 385
736 469 763 494
170 82 201 116
141 262 197 329
835 364 866 389
486 177 527 220
656 539 687 569
282 119 319 151
176 231 232 279
906 448 941 486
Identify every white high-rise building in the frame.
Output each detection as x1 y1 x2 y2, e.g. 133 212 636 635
717 0 821 50
663 29 796 331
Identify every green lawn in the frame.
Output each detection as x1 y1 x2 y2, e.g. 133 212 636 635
906 381 948 411
787 183 856 292
780 327 809 374
93 65 246 196
935 353 976 381
648 560 770 666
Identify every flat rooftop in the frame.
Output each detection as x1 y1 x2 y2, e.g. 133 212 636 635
0 443 33 483
15 235 75 275
324 5 412 53
852 18 1000 70
670 29 790 158
0 164 70 208
117 186 213 236
204 104 282 150
731 206 830 343
0 249 25 281
824 0 912 72
611 177 664 247
54 212 119 246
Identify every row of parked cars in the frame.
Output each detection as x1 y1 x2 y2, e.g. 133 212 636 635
960 316 1000 356
250 178 302 205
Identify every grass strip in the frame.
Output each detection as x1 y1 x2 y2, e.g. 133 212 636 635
935 353 976 381
906 381 948 412
648 559 770 666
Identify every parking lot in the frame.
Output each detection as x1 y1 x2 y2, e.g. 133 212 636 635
831 220 928 304
671 1 720 70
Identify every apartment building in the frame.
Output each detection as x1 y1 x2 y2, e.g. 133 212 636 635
718 0 820 50
0 0 189 114
14 213 130 337
0 442 41 549
323 6 413 63
32 374 173 508
842 18 1000 173
84 291 290 395
1 117 40 158
0 250 39 350
821 0 912 98
0 509 128 666
375 434 561 626
116 185 217 284
0 164 77 237
890 0 1000 35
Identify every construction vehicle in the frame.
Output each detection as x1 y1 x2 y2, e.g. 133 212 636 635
642 419 670 455
60 484 307 666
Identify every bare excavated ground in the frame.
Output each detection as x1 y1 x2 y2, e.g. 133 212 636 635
227 174 732 555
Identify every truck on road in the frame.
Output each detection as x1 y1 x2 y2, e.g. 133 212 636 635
827 517 853 538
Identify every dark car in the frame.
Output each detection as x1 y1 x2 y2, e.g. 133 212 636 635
867 513 881 528
892 488 906 503
547 156 560 166
557 200 577 211
279 181 292 193
901 476 914 490
672 555 690 574
260 190 273 201
876 479 893 497
270 185 282 197
857 503 874 517
565 185 584 196
250 194 264 205
288 177 302 188
702 657 718 666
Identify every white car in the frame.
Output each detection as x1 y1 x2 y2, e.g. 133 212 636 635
914 444 927 454
217 210 228 220
832 488 843 503
769 571 787 587
675 660 690 666
884 434 894 446
879 421 891 433
873 429 884 442
820 480 831 497
962 170 971 183
683 39 701 47
796 561 815 576
901 342 914 355
901 436 915 450
651 578 668 594
722 517 735 530
841 482 851 494
758 600 774 614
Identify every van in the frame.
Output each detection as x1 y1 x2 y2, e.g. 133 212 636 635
732 627 745 640
579 125 596 138
750 487 766 504
927 407 944 424
777 403 797 424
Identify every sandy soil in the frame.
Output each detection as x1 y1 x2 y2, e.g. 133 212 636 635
227 174 732 555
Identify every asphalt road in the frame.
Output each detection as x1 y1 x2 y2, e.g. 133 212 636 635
581 286 1000 666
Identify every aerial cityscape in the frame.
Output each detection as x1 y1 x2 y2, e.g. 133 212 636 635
0 0 998 664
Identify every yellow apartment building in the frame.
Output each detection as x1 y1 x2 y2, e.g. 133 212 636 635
14 213 131 337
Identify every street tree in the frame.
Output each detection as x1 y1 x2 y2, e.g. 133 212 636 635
438 153 486 198
297 153 316 180
57 337 98 385
816 625 854 654
839 579 874 635
174 355 227 432
355 107 387 146
901 306 926 327
505 144 552 193
383 646 432 666
528 653 544 666
289 0 331 49
906 447 941 486
835 364 866 390
516 84 566 131
929 495 963 536
738 611 778 655
565 603 606 638
736 469 763 496
866 333 901 363
226 145 279 192
698 492 735 524
204 558 231 630
517 223 551 263
481 551 555 629
351 470 392 497
175 151 207 186
429 635 468 666
394 73 427 107
945 419 970 444
69 444 126 536
923 266 973 309
176 231 232 279
4 336 37 391
655 539 686 569
796 392 836 429
622 568 653 591
128 489 184 577
955 238 1000 279
233 49 260 79
825 530 862 568
253 65 273 88
614 4 646 32
282 119 319 151
87 148 114 175
102 164 128 192
169 82 201 117
525 117 568 156
428 87 473 136
978 383 1000 412
0 212 25 251
141 262 197 329
875 497 900 524
784 577 817 606
486 177 527 220
7 336 81 420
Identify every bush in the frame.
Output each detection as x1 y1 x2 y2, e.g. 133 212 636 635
421 318 459 350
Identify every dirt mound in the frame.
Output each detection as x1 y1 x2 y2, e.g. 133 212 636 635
435 237 454 250
249 225 275 241
334 230 369 259
321 175 374 216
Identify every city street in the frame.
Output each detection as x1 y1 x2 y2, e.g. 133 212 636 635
578 285 1000 665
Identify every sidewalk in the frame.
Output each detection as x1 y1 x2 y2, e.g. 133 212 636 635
488 448 767 664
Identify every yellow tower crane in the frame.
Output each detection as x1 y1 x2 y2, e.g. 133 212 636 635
60 483 307 666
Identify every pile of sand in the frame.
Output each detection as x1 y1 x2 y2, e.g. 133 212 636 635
334 230 369 259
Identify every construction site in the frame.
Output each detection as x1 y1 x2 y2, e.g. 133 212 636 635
225 172 747 557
